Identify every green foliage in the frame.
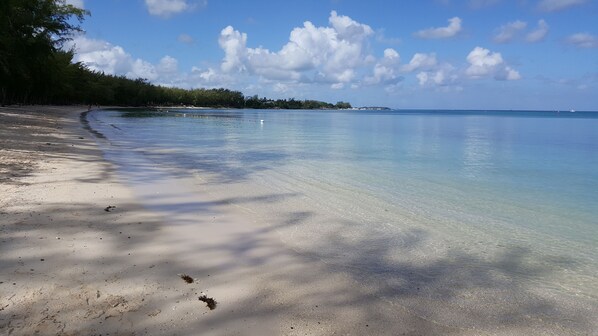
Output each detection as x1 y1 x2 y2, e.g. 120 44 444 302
0 0 351 109
242 96 349 110
335 101 352 109
0 0 88 103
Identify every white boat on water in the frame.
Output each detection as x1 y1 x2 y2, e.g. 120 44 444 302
570 109 576 113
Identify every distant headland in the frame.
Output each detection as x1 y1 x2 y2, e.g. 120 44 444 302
349 106 393 111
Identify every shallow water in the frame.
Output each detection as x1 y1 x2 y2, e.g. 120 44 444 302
88 108 598 331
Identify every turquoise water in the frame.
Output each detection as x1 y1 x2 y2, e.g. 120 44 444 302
88 108 598 327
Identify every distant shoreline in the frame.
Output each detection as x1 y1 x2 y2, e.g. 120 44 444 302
3 104 596 113
100 105 598 114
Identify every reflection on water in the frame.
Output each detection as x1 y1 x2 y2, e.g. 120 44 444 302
462 118 493 178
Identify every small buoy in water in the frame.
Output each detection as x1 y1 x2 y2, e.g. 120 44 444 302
260 119 264 124
183 113 187 117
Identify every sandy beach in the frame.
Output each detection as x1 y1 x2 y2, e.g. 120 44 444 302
1 106 594 336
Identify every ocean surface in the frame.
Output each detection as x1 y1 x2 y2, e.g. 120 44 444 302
88 108 598 329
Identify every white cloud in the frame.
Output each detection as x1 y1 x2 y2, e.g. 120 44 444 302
433 70 450 85
565 33 598 48
416 72 429 86
66 37 132 75
66 35 237 89
503 66 522 80
466 47 503 78
418 71 452 86
66 36 180 82
177 34 195 44
414 17 462 39
145 0 188 17
365 48 402 85
329 10 374 43
537 0 587 11
493 19 549 44
401 53 438 72
385 52 461 90
465 46 521 80
144 0 206 18
67 11 531 97
383 48 400 59
416 63 459 89
218 26 248 73
217 11 374 84
273 83 290 93
493 20 527 43
157 56 178 75
526 20 549 42
65 0 84 9
130 59 158 81
190 67 234 86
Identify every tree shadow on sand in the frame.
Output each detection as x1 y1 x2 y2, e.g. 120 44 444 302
3 195 594 335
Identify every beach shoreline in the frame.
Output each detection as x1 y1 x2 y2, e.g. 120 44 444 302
1 106 594 335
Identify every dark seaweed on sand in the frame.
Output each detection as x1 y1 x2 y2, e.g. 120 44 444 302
199 295 217 310
179 274 194 283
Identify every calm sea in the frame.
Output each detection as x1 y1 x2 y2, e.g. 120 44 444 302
88 108 598 327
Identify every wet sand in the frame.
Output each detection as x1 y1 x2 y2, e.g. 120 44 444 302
0 106 591 335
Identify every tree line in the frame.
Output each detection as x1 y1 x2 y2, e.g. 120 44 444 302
0 0 351 109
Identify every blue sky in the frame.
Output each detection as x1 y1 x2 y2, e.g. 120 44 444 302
65 0 598 110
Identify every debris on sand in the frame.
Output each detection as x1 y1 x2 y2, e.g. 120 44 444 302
147 309 161 317
104 205 116 212
198 294 217 310
179 274 194 284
